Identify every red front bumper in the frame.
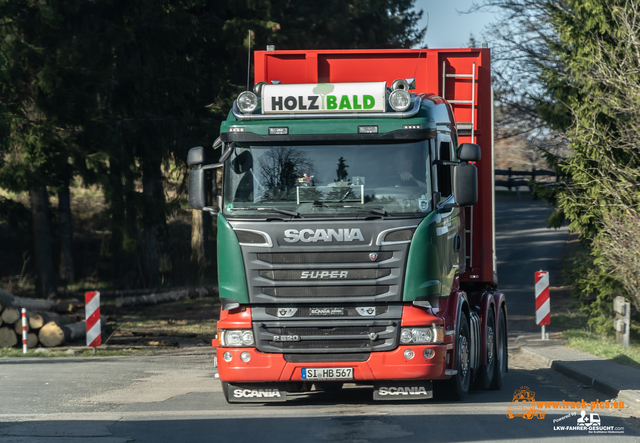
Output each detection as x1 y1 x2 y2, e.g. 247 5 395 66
216 345 449 383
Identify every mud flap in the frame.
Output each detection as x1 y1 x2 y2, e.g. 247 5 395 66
373 381 433 400
227 383 288 402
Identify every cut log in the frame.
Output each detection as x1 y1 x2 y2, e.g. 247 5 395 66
28 312 52 329
0 326 18 348
12 296 55 311
1 308 20 325
53 300 84 314
13 320 29 334
115 289 190 308
0 289 14 310
27 332 38 348
38 321 66 347
64 321 87 342
38 318 106 347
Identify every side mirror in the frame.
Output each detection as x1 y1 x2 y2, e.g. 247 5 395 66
187 146 205 166
458 143 481 162
454 162 478 207
188 167 206 209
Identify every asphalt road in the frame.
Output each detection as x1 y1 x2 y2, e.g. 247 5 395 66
1 193 639 442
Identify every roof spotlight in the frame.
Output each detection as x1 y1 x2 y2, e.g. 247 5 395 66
237 91 258 114
389 89 411 112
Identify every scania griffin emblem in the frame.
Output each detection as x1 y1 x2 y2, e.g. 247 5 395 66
369 253 378 261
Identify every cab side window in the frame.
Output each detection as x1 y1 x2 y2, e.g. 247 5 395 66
438 141 453 197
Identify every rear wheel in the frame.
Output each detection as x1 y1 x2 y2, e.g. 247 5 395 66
474 308 496 390
445 311 471 400
490 307 507 390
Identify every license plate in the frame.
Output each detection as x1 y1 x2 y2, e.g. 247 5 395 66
301 367 353 380
309 307 344 316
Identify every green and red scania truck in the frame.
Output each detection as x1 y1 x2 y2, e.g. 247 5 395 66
188 48 507 402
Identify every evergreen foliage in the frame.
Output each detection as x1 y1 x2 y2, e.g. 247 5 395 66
0 0 425 293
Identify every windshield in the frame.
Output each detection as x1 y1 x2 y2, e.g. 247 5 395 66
222 141 432 217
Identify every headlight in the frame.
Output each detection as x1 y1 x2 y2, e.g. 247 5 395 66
219 329 255 347
389 89 411 112
237 91 259 114
400 326 444 344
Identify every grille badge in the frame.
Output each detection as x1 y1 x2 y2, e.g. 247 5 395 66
369 253 378 261
356 307 376 317
277 308 298 318
369 333 379 340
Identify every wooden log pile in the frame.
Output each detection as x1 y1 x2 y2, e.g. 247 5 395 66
0 289 86 349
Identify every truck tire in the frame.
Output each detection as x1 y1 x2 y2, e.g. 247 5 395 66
445 311 471 400
474 308 496 390
490 308 507 390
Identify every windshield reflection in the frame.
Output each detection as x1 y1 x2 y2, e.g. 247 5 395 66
223 142 432 217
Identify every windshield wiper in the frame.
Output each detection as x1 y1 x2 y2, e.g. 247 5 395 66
229 207 303 218
341 206 389 216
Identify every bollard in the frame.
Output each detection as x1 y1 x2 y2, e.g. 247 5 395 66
535 271 550 339
22 308 27 354
85 291 101 349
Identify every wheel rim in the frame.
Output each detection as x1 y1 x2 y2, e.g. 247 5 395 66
459 335 470 377
487 326 495 365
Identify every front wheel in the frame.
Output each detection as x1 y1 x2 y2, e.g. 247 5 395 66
444 311 471 401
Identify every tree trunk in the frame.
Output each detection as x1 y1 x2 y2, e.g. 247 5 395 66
1 308 20 325
14 320 28 334
29 312 58 329
38 319 95 347
27 332 38 348
12 296 55 311
142 156 166 288
58 184 75 284
0 327 18 347
108 154 127 284
30 186 57 298
115 289 190 308
190 209 208 267
38 321 65 347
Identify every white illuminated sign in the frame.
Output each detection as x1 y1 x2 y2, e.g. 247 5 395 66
262 82 386 114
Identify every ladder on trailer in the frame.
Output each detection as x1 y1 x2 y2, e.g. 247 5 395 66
442 61 477 272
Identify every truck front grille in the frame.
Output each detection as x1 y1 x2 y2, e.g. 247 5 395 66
261 286 389 298
254 321 398 353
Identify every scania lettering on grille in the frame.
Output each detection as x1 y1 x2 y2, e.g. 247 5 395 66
284 228 365 243
301 270 348 279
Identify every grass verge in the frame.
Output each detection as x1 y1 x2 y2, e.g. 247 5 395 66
562 329 640 370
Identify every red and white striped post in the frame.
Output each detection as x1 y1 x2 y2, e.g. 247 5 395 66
22 308 27 354
85 291 101 350
535 270 550 340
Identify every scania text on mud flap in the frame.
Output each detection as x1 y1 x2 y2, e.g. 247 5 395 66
189 48 508 403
